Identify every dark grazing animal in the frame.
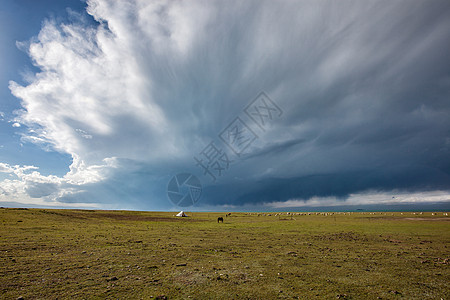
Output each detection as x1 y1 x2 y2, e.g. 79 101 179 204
217 217 224 223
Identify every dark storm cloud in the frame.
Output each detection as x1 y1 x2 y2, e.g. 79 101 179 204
188 0 450 206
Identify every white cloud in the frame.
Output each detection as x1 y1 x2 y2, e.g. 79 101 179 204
0 157 116 207
75 129 92 139
266 191 450 208
0 162 39 175
9 10 179 165
5 0 191 207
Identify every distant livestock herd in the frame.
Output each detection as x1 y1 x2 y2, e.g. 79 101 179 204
213 211 448 223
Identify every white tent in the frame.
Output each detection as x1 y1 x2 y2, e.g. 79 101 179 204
176 211 187 217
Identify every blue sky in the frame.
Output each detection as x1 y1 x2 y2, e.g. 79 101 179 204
1 0 450 211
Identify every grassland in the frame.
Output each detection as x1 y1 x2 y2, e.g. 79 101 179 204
1 208 449 299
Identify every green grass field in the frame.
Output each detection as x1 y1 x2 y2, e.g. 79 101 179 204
1 208 449 299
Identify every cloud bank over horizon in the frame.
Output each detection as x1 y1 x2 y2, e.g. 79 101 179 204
2 0 450 210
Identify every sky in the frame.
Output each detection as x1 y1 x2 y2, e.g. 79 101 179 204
0 0 450 211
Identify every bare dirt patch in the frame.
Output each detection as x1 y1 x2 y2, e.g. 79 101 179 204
95 212 203 222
